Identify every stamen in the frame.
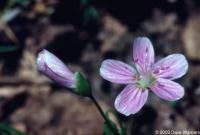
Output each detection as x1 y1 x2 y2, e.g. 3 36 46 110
161 66 170 70
153 65 170 74
133 75 140 81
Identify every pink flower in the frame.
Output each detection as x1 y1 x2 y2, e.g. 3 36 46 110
37 49 75 88
100 37 188 116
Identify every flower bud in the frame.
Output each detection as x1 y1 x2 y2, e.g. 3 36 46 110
36 49 75 88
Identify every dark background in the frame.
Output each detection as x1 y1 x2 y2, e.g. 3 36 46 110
0 0 200 134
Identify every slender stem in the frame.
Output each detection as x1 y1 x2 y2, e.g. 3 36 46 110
90 96 107 121
90 95 120 135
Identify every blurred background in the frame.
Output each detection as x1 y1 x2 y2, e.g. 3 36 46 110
0 0 200 135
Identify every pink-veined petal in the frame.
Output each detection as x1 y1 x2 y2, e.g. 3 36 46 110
115 84 148 116
152 54 188 80
133 37 155 72
150 78 184 101
37 49 75 88
100 59 137 84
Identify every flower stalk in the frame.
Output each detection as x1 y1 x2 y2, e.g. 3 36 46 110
90 95 120 135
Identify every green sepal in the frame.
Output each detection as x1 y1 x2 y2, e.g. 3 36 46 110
168 101 176 108
74 72 91 97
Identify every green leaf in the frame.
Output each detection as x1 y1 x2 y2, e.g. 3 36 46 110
80 0 90 5
0 123 26 135
0 46 18 52
75 72 91 97
119 127 127 135
103 122 115 135
15 0 30 4
105 109 127 135
84 6 99 19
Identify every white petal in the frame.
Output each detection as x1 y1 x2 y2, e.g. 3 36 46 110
100 59 137 84
133 37 155 72
150 78 184 101
115 84 148 116
152 54 188 80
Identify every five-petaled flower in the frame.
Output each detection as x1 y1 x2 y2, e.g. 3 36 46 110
100 37 188 116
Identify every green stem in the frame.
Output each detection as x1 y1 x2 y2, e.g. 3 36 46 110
90 96 120 135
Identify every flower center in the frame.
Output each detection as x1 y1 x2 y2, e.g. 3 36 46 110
136 72 156 89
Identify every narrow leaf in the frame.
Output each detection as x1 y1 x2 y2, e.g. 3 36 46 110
0 46 18 52
0 123 26 135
